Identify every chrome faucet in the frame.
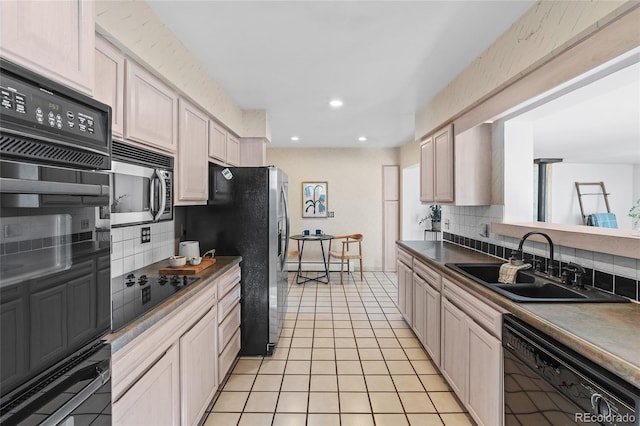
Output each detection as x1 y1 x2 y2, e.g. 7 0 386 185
515 231 556 276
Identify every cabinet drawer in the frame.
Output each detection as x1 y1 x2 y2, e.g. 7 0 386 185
218 284 240 323
218 328 240 381
217 266 241 299
397 248 412 267
442 278 502 337
413 259 441 290
218 304 240 351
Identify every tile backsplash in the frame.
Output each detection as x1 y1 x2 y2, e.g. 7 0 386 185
441 205 640 302
110 221 175 278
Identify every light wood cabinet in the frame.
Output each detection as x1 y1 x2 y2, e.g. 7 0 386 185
0 0 94 95
113 344 180 426
454 124 492 206
412 259 441 366
412 275 427 345
125 60 178 153
467 318 502 426
441 297 467 398
209 120 241 166
227 134 240 166
421 125 454 203
180 306 218 426
177 98 209 204
239 138 266 166
208 120 228 162
420 123 492 206
433 125 454 202
94 35 124 137
420 137 435 202
441 278 503 426
396 251 413 327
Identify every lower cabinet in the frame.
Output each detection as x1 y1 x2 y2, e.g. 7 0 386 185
395 245 503 426
396 249 413 326
113 264 242 425
441 278 503 426
180 306 218 426
113 344 181 425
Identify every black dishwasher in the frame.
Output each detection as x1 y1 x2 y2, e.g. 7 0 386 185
503 315 639 426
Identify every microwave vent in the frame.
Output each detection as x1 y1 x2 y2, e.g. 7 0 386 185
0 134 108 169
112 140 174 170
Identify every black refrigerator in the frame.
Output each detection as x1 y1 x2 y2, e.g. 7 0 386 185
182 165 290 356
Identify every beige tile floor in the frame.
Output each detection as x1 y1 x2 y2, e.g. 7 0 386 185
203 271 475 426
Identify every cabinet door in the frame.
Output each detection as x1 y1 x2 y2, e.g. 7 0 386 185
30 283 67 370
113 344 180 426
420 137 435 202
434 124 454 203
397 261 413 325
467 319 502 426
239 138 266 166
412 274 427 346
94 36 124 137
180 306 218 426
208 120 227 162
125 60 178 153
67 273 97 347
1 297 26 392
424 282 441 367
177 99 209 203
96 265 111 331
0 0 94 95
441 298 467 400
226 134 240 166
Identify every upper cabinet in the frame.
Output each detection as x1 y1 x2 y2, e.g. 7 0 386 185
125 60 178 153
226 134 240 166
420 123 491 206
0 0 94 95
208 121 240 167
94 36 124 137
208 120 227 163
239 138 267 167
177 98 209 204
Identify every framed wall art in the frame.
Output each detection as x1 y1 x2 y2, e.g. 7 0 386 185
302 182 327 218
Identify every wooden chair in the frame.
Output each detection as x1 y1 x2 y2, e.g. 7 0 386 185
328 234 363 283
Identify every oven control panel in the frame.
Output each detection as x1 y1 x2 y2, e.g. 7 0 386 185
0 75 107 142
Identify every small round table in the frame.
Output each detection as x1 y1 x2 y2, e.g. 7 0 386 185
290 234 334 284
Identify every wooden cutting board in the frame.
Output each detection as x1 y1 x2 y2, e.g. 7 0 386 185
159 258 216 275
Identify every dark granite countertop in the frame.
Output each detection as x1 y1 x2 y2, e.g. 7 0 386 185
107 256 241 353
398 240 640 388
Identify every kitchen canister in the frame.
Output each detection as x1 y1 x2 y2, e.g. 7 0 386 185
178 241 200 259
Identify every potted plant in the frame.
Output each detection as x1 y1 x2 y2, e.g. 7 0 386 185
629 198 640 236
419 205 442 231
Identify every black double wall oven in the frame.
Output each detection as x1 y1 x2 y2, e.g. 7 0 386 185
1 59 113 425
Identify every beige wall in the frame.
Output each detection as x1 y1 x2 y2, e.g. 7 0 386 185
415 1 637 139
95 0 269 139
267 148 398 270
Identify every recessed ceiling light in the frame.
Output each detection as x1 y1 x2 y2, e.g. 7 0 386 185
358 136 368 142
290 136 299 141
329 99 343 108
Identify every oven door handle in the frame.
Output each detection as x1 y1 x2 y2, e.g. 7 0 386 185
0 177 109 196
153 169 167 222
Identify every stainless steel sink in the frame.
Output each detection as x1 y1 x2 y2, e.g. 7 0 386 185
446 262 629 303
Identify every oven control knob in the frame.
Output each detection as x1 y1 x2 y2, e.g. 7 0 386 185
591 393 611 417
138 274 148 285
158 275 168 285
171 275 180 285
183 275 188 285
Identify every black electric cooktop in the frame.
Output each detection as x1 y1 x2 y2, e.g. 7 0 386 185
111 268 200 332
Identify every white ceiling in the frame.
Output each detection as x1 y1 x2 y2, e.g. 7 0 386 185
514 59 640 165
147 1 534 148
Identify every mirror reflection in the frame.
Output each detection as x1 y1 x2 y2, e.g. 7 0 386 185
502 48 640 230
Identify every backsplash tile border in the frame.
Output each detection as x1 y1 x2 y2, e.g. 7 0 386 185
442 231 640 302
